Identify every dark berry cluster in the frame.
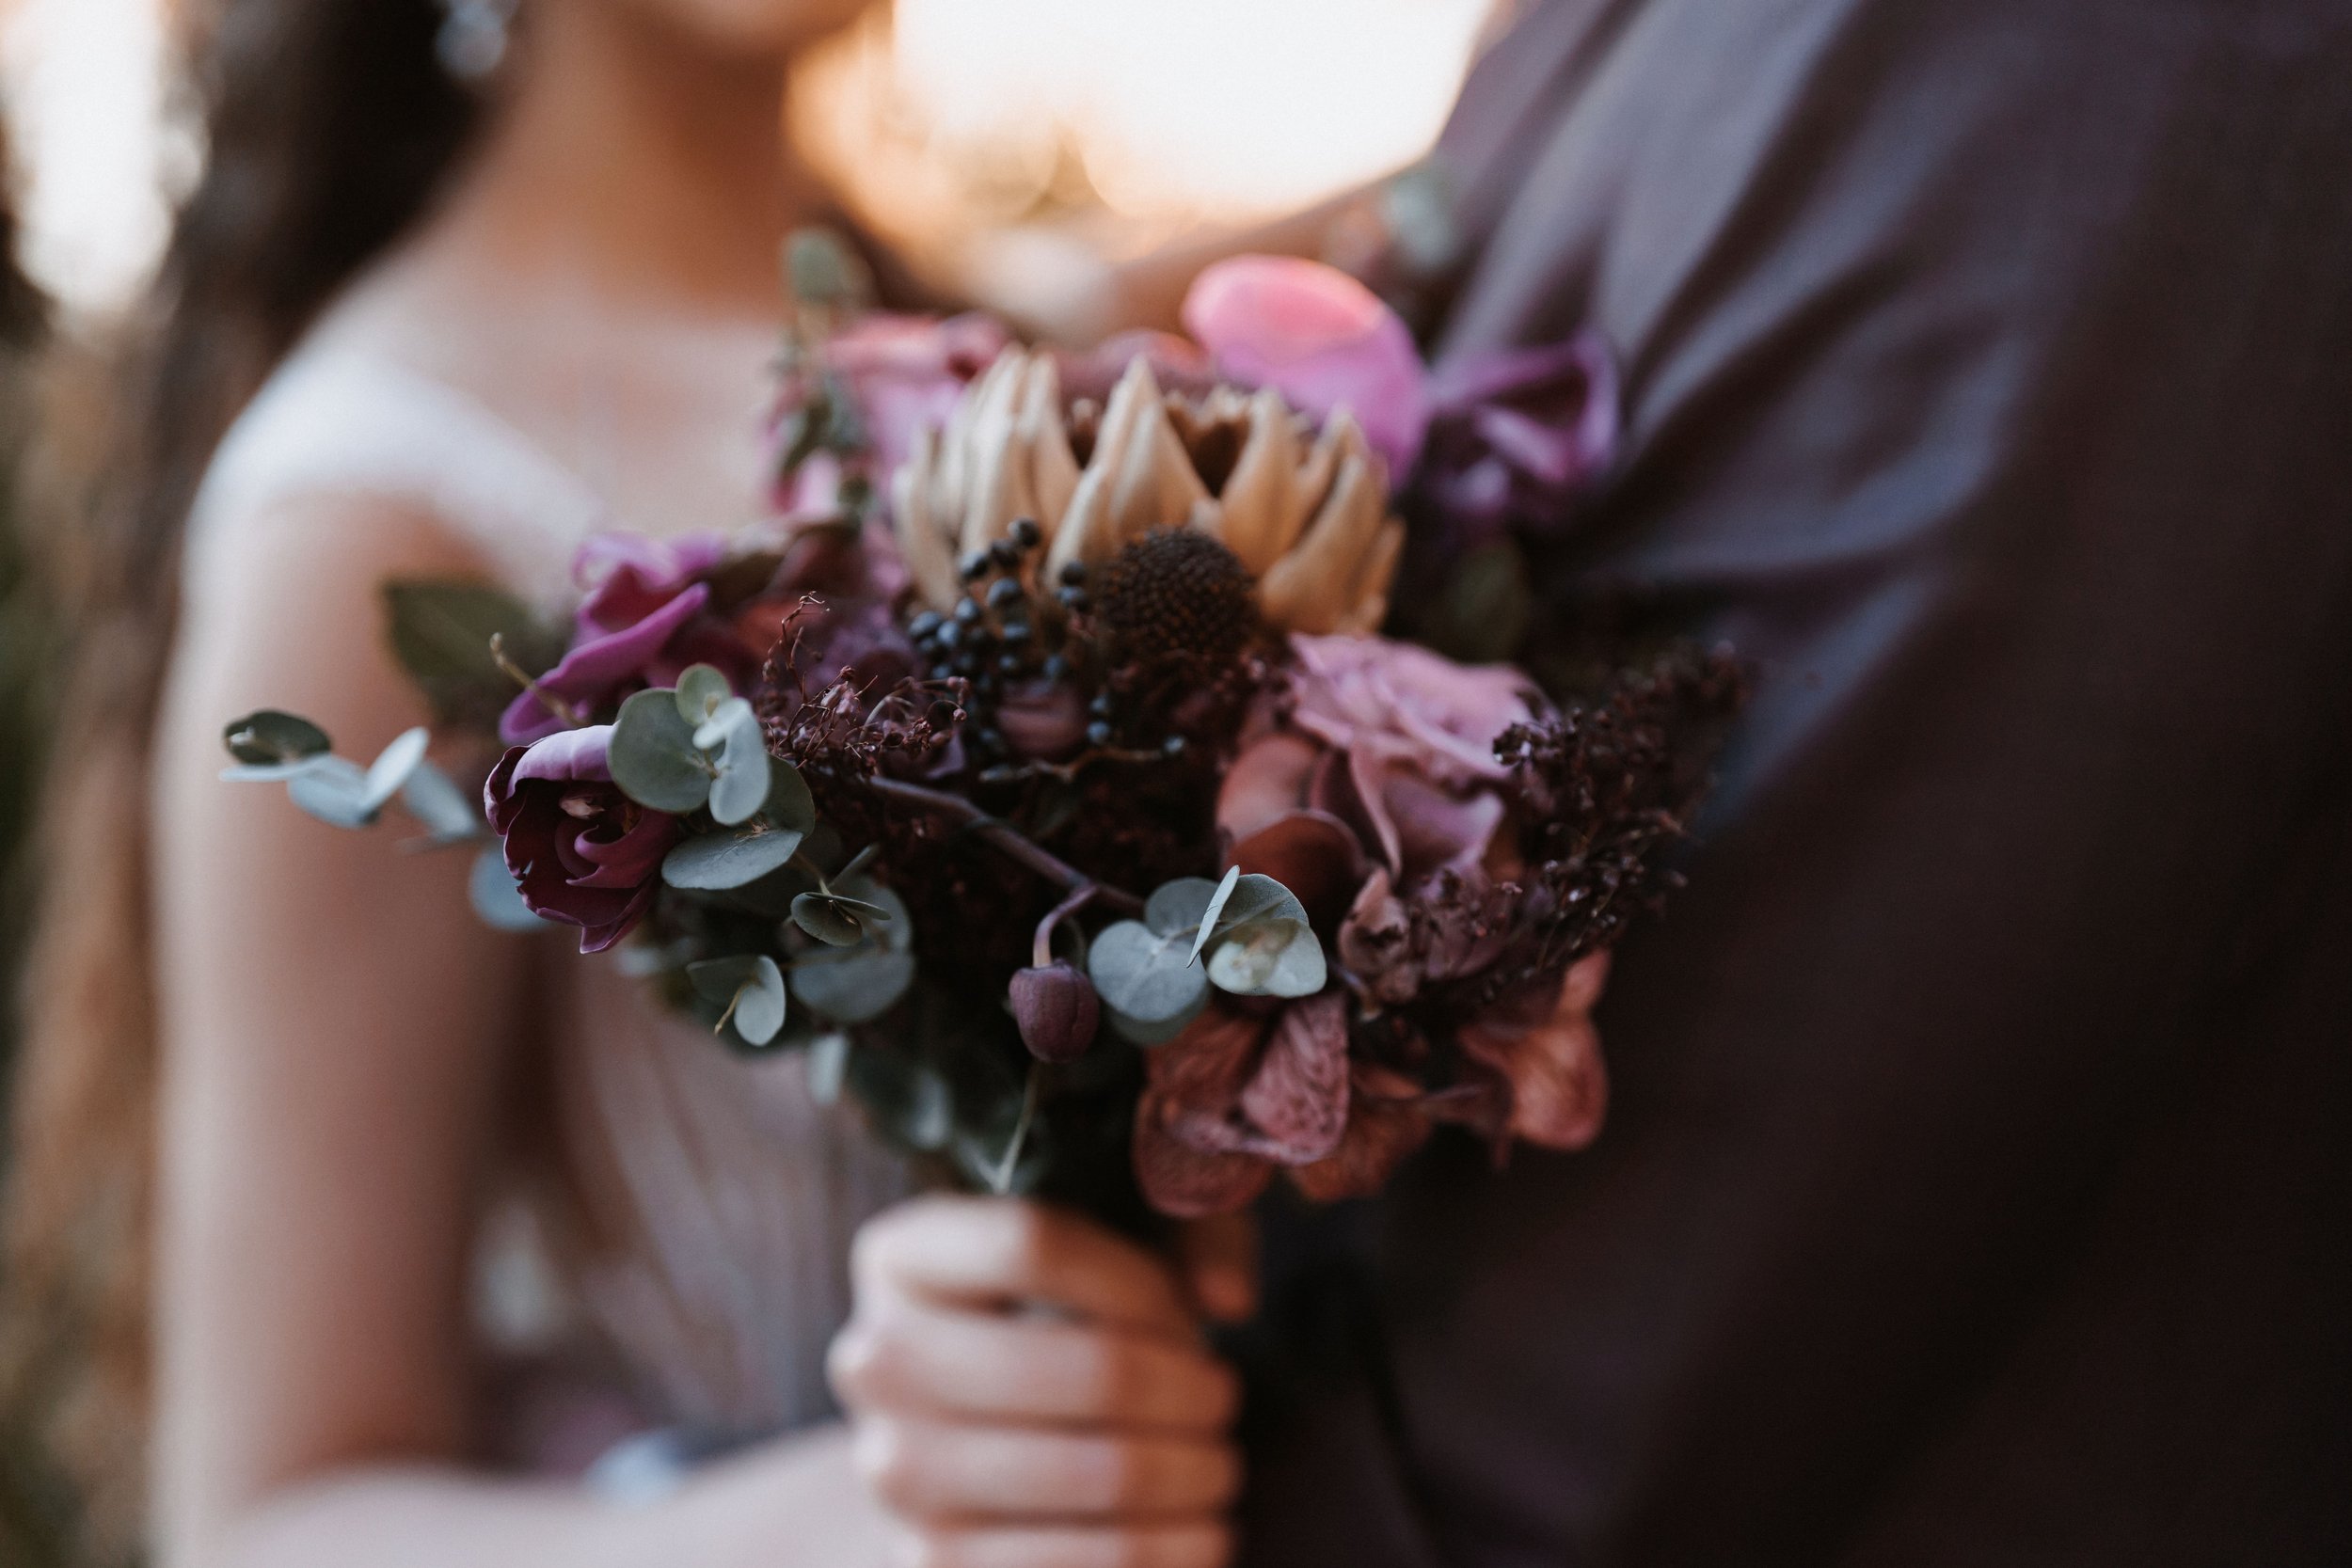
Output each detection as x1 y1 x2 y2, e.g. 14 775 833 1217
906 518 1069 766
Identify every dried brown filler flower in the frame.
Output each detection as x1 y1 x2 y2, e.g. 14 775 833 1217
1094 529 1260 669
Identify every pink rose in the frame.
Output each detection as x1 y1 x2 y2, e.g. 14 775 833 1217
1181 256 1431 476
1220 635 1537 903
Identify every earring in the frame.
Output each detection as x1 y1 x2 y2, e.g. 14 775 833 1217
437 0 520 83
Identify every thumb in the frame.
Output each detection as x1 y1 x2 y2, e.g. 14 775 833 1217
1175 1211 1260 1324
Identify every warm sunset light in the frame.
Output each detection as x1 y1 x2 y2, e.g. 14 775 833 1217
4 0 1497 315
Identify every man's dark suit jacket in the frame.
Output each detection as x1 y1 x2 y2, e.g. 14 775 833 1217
1238 3 2352 1562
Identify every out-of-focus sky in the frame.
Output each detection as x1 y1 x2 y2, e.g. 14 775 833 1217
2 0 1496 320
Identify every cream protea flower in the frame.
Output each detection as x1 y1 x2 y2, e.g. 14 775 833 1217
891 350 1405 637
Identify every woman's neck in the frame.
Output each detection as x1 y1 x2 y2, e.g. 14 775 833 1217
437 8 820 319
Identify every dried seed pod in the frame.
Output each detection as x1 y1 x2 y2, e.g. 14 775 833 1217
1011 961 1102 1062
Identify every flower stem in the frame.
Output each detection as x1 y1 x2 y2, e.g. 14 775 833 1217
490 634 586 729
1034 884 1101 967
990 1061 1045 1196
864 776 1144 914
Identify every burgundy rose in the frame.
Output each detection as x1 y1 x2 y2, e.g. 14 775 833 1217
485 725 681 954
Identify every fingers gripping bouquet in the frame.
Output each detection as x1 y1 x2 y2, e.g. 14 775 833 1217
225 241 1740 1223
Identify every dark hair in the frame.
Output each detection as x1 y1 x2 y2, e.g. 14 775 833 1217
4 3 485 1554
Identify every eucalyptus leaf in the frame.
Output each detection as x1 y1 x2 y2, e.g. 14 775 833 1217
692 695 755 752
608 688 713 813
763 759 817 836
1187 866 1243 961
469 846 549 931
901 1067 954 1150
383 579 561 724
788 884 914 1024
674 665 734 726
786 226 876 314
662 823 806 891
789 945 915 1024
400 759 484 844
791 890 890 947
220 756 335 784
1206 873 1311 939
223 710 331 767
359 727 432 816
689 954 789 1049
1088 920 1210 1027
1205 917 1327 998
706 709 771 828
1104 993 1207 1047
1147 877 1222 940
806 1032 850 1105
285 755 376 829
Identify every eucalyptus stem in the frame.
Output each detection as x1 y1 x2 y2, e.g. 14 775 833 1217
990 1061 1045 1196
489 633 586 729
1034 884 1102 967
865 776 1144 914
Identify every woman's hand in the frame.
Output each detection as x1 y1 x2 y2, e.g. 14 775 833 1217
830 1197 1249 1568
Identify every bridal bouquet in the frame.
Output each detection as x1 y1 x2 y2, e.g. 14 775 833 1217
225 242 1738 1221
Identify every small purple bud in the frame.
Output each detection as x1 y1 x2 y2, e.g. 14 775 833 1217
1010 961 1101 1063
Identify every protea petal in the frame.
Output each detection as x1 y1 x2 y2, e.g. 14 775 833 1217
1021 356 1080 554
959 348 1037 556
892 428 961 612
1260 436 1388 635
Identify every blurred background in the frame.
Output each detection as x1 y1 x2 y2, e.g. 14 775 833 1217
0 0 1502 1560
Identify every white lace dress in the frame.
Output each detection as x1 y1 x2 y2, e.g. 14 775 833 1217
190 344 914 1473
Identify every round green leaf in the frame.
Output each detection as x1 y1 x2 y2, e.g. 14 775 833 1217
792 890 890 947
285 755 377 829
689 954 789 1049
469 846 549 930
223 709 332 767
788 884 914 1023
1206 917 1328 998
401 759 484 844
1089 920 1210 1026
763 759 817 836
707 712 771 828
790 945 915 1024
1209 873 1311 937
692 695 755 752
1187 866 1243 961
786 225 876 313
662 823 806 891
220 755 336 784
360 726 432 815
1147 877 1222 940
675 664 735 726
806 1032 850 1104
609 688 713 813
